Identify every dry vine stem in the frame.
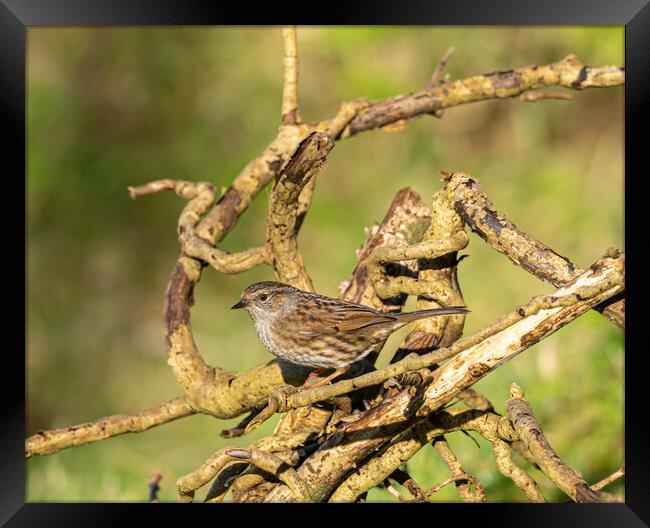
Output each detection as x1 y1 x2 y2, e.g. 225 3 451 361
26 28 624 504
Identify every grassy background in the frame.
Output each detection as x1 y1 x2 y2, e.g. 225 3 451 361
27 26 624 502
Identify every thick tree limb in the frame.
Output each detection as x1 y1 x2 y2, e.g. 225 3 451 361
444 171 624 328
26 397 194 458
505 383 604 503
266 131 335 290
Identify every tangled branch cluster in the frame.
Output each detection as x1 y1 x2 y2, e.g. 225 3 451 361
26 28 625 503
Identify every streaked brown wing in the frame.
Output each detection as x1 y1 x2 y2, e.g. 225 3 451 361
296 297 398 337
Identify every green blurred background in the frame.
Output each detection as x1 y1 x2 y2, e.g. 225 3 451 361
27 26 624 502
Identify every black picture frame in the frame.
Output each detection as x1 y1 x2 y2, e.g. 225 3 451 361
4 0 647 525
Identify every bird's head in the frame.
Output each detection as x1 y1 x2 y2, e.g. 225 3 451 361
231 281 296 323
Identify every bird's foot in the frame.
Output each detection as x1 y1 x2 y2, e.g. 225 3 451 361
297 365 351 392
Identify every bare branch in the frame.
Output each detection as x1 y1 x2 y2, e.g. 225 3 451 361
26 397 194 458
281 26 301 125
205 462 249 503
130 179 269 274
388 469 427 501
368 231 469 299
424 473 485 500
444 171 624 328
592 465 625 491
194 123 312 245
329 416 437 502
429 47 455 86
177 446 313 503
385 479 411 502
342 188 431 308
342 54 624 137
491 438 545 502
505 383 604 503
267 131 335 290
229 405 332 502
432 436 485 502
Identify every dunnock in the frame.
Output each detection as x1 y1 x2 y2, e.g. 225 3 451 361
231 281 470 389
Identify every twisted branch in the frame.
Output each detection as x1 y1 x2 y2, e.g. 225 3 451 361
129 179 268 274
177 446 313 503
593 465 625 492
505 383 604 503
267 131 335 290
444 171 624 328
432 436 485 502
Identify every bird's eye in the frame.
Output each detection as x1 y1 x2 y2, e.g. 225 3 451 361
258 293 269 302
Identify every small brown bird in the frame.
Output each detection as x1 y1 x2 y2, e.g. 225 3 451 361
231 281 470 389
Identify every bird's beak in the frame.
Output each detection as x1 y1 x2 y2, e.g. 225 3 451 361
231 299 247 310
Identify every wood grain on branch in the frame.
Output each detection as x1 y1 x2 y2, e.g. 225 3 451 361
505 383 604 503
177 446 313 503
267 131 335 290
444 171 625 328
432 436 485 502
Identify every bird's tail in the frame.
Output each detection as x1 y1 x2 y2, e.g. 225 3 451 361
398 306 470 322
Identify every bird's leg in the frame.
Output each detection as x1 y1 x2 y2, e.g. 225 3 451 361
297 365 350 392
304 367 327 385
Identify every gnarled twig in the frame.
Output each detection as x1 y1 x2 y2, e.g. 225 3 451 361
177 447 313 503
505 383 604 503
